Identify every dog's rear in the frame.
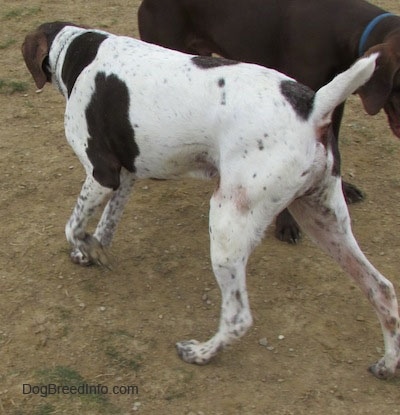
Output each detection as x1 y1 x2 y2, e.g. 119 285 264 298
138 0 400 246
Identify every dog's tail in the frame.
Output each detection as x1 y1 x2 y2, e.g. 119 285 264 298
312 53 378 124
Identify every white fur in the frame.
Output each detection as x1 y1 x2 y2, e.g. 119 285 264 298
47 27 399 378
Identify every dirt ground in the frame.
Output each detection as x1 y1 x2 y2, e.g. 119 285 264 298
1 0 400 414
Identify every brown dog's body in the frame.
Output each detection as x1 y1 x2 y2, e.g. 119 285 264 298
138 0 400 242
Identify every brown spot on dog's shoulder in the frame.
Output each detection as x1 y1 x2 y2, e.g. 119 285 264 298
85 72 139 190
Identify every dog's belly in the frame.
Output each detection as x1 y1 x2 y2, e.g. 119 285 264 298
134 140 219 180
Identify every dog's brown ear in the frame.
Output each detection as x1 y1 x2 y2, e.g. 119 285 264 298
22 30 49 89
358 43 400 115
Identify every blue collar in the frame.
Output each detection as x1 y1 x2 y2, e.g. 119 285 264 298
358 12 393 56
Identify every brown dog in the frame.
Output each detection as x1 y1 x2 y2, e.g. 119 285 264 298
138 0 400 243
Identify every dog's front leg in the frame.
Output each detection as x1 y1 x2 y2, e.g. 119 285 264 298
93 169 135 248
66 175 114 266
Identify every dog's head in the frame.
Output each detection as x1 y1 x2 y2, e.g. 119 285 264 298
22 22 81 89
358 31 400 138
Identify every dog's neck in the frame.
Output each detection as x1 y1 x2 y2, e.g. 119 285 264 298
357 14 400 57
49 26 86 96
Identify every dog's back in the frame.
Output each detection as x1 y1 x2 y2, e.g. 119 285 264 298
64 33 377 183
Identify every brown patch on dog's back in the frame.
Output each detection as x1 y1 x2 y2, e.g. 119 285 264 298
280 80 315 120
191 55 239 69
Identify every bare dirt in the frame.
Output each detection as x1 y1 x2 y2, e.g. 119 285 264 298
1 0 400 414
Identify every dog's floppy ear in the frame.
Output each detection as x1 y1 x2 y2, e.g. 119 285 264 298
22 30 50 89
358 42 400 115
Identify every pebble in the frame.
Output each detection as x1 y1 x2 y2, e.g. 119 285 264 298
259 337 268 347
278 335 285 340
132 402 141 411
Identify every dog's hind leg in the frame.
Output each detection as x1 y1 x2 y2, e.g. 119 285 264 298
66 175 114 267
288 177 400 379
177 187 276 364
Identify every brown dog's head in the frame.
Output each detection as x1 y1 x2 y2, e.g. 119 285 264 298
22 22 79 89
358 31 400 138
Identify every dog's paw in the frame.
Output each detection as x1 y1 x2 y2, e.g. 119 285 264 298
70 248 93 266
71 234 111 268
274 209 301 244
368 358 396 380
176 340 213 365
342 181 364 204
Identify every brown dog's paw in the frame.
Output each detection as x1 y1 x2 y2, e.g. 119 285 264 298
274 209 301 244
342 181 364 204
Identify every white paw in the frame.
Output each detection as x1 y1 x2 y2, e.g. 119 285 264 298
176 340 216 365
368 357 397 380
70 247 93 266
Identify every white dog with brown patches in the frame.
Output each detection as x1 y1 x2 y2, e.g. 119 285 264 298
22 22 400 379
